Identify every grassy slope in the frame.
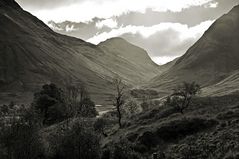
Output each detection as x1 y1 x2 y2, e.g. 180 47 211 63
203 71 239 96
102 94 239 159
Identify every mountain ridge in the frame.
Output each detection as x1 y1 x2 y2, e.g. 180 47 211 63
0 0 159 105
148 4 239 95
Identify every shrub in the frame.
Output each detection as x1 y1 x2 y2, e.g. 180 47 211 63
0 110 44 159
124 99 141 116
78 98 98 118
94 118 108 137
32 83 68 125
108 139 143 159
53 122 101 159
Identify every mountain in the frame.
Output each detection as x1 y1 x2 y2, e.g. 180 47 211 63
98 37 159 84
0 0 159 105
149 5 239 95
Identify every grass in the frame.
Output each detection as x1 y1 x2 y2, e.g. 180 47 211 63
101 93 239 159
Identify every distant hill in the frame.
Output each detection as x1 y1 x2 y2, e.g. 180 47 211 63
148 5 239 95
98 37 160 84
0 0 159 105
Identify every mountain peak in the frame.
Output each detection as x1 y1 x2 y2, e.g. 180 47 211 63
99 37 128 45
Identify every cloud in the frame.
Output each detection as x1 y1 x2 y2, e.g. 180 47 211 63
88 21 214 45
16 0 215 22
87 20 214 64
16 0 237 65
115 0 238 27
205 1 219 8
96 18 118 29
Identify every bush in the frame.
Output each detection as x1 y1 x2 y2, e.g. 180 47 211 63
32 83 68 125
0 110 44 159
94 118 108 137
105 139 143 159
53 122 101 159
137 117 218 148
78 98 98 118
124 99 141 116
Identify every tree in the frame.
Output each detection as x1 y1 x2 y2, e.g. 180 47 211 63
0 108 44 159
124 99 140 116
62 79 96 118
166 82 201 114
78 98 98 118
63 80 89 118
0 105 9 115
113 77 126 128
110 139 141 159
53 122 101 159
94 118 108 137
32 83 67 125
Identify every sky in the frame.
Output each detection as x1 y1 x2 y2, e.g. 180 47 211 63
16 0 239 64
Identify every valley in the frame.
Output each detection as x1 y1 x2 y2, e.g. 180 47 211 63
0 0 239 159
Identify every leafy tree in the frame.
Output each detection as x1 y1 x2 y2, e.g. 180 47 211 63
109 139 142 159
124 99 140 116
78 98 98 118
64 83 89 118
0 105 9 115
32 83 67 125
0 108 44 159
113 77 126 128
53 122 101 159
166 82 201 114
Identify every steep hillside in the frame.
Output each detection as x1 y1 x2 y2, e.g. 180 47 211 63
149 5 239 94
0 0 159 104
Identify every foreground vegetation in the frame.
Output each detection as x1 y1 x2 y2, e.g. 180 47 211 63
0 82 239 159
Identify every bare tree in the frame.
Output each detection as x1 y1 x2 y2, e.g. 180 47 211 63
113 77 125 128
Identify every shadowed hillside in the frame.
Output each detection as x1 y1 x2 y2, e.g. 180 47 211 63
0 0 159 105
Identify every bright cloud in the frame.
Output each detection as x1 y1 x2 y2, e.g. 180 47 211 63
22 0 215 22
96 18 118 29
87 20 214 64
66 25 77 32
205 1 219 8
88 20 214 44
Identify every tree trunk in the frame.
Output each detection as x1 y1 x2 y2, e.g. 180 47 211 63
180 108 184 114
117 105 122 128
